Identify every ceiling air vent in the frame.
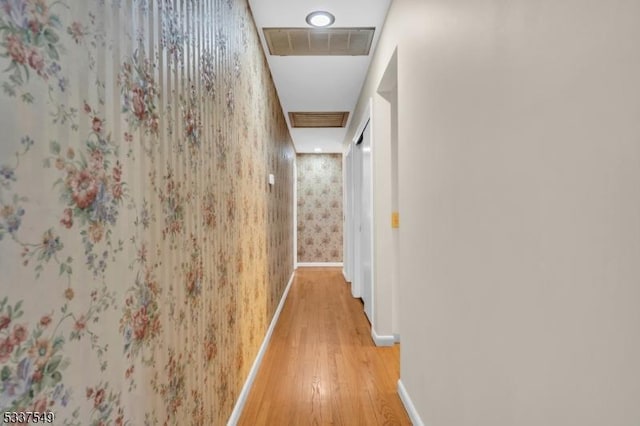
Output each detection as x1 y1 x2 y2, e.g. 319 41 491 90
289 112 349 128
263 28 375 56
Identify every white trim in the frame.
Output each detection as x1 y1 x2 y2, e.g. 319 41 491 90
227 272 296 425
342 268 350 283
393 333 400 343
371 327 394 347
357 98 375 324
353 99 373 144
296 262 343 268
398 379 425 426
367 98 376 329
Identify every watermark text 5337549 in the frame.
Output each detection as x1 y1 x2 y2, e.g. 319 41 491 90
3 411 55 424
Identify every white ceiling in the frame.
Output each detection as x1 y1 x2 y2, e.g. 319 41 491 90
248 0 392 153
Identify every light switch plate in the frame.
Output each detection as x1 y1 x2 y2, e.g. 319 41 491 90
391 211 399 228
268 174 275 185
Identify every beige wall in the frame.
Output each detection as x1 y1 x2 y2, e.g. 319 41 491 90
349 0 640 424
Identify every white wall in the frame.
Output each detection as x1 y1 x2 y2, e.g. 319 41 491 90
371 94 394 338
348 0 640 424
375 51 400 340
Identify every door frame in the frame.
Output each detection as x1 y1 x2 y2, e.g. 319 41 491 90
351 99 375 319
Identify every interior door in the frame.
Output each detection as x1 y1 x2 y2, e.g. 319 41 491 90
352 136 362 298
359 121 373 322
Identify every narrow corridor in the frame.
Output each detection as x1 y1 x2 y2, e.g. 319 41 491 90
239 268 410 425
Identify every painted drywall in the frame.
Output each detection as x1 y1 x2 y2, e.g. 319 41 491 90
296 154 343 263
348 0 640 425
0 0 293 424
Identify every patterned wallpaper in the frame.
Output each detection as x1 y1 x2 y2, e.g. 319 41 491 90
297 154 343 263
0 0 294 424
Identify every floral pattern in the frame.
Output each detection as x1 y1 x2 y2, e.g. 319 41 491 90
46 107 126 278
183 235 203 307
0 137 32 241
120 265 161 362
0 0 67 101
118 50 159 136
200 52 216 98
158 0 187 65
0 0 294 424
297 154 343 262
0 298 70 411
202 190 217 231
84 382 128 426
151 349 185 426
178 81 203 164
156 165 188 244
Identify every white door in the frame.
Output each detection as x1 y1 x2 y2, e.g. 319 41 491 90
352 136 363 298
359 121 373 322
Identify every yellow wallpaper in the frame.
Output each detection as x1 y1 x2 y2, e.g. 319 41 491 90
0 0 293 424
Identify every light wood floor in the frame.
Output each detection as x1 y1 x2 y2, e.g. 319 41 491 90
239 267 411 426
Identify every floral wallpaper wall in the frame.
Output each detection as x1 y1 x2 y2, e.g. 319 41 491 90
296 154 342 263
0 0 294 424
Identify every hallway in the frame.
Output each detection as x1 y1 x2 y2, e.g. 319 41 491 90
239 268 410 425
2 0 640 424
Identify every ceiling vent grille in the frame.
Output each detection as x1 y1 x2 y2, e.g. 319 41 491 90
263 28 375 56
289 112 349 128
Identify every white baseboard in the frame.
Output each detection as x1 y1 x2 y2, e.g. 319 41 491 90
227 271 296 425
342 269 351 283
371 327 395 347
394 333 400 343
296 262 343 268
398 379 425 426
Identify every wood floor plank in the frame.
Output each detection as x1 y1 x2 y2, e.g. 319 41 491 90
238 267 411 425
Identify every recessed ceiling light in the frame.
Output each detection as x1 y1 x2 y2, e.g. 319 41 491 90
306 11 335 28
314 148 323 153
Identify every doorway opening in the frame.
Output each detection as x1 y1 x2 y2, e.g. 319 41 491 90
376 48 399 342
346 110 373 322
